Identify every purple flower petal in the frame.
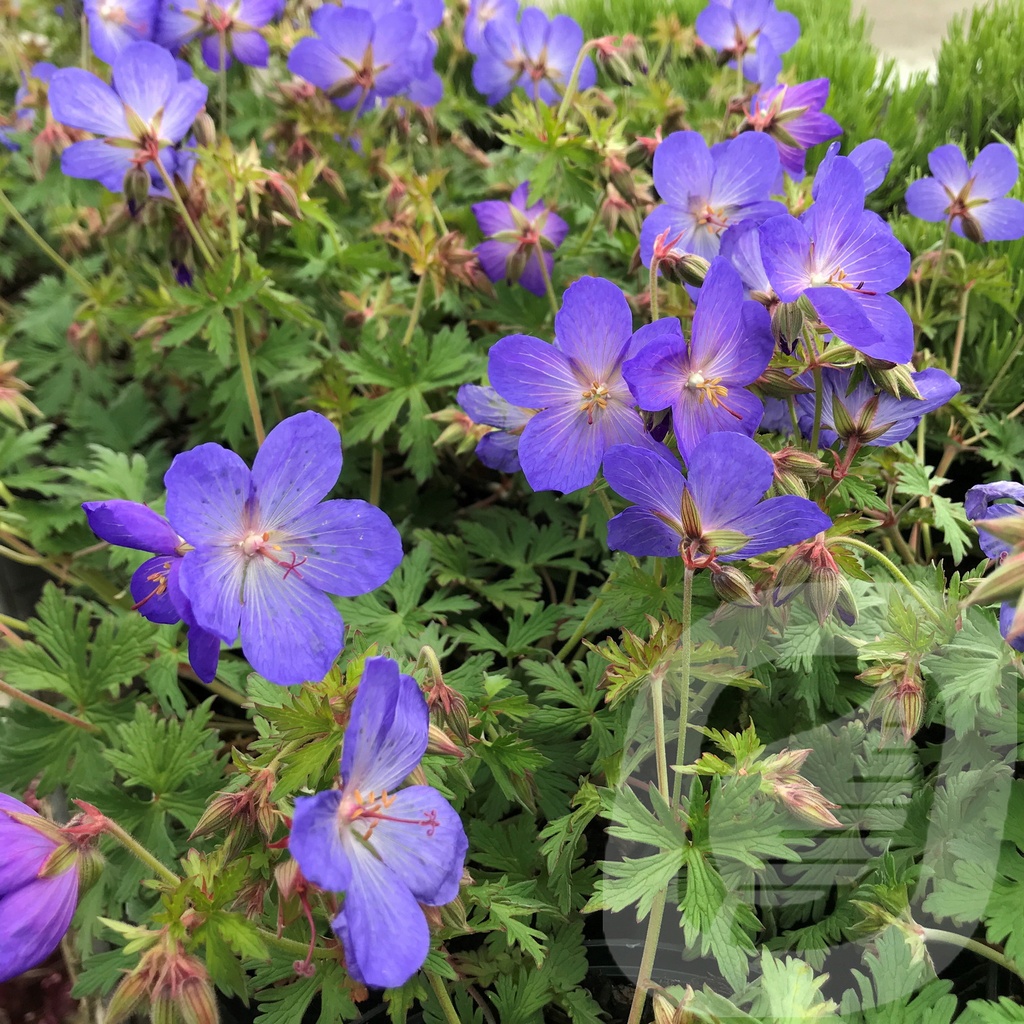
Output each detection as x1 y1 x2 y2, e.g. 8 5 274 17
516 249 554 298
331 840 429 988
602 443 684 525
0 871 78 985
711 133 781 209
970 143 1020 200
727 494 830 560
287 37 346 90
965 481 1024 560
928 144 971 193
239 559 344 684
639 204 695 268
48 69 131 137
472 198 517 236
517 405 607 493
341 658 428 795
60 140 135 192
653 131 715 211
906 178 952 223
963 197 1024 242
360 786 466 904
849 139 892 194
0 797 58 896
685 432 771 527
475 431 521 472
553 277 633 381
186 624 221 683
165 443 252 546
695 3 736 52
230 30 269 66
672 388 764 459
252 411 342 531
179 547 245 645
159 78 208 143
759 214 813 300
283 499 402 596
290 790 352 891
238 0 284 26
488 335 579 407
112 41 177 125
457 385 530 429
82 500 180 553
607 506 682 558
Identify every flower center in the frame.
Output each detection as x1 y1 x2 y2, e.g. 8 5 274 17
99 0 123 21
685 372 736 413
132 560 172 611
580 381 611 424
239 530 308 580
339 788 441 840
695 203 729 233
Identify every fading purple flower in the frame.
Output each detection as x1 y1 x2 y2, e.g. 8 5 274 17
83 499 221 681
696 0 799 81
965 481 1024 561
289 657 467 989
640 131 785 267
604 432 831 565
287 5 416 113
164 412 403 686
623 258 774 458
465 0 518 54
471 6 596 106
49 41 207 195
84 0 159 64
487 277 653 493
745 78 842 179
759 156 913 363
796 366 960 448
906 143 1024 243
158 0 284 69
457 384 533 473
819 138 893 195
0 794 79 984
472 182 568 297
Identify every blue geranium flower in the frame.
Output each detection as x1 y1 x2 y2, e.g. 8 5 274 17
759 155 914 363
696 0 799 81
457 384 534 473
163 412 403 686
48 41 207 195
906 143 1024 243
83 0 159 64
289 657 468 989
604 432 831 567
486 276 654 493
157 0 284 69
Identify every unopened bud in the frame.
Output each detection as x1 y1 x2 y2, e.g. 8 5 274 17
426 723 464 758
274 858 304 902
865 359 923 400
653 990 697 1024
711 565 758 606
774 781 842 828
659 252 710 288
193 112 216 147
106 971 149 1024
178 972 219 1024
441 894 469 932
960 212 985 245
773 446 823 482
680 488 702 540
966 552 1024 606
757 366 812 399
975 515 1024 549
772 551 812 605
807 563 841 625
123 164 151 210
771 301 803 352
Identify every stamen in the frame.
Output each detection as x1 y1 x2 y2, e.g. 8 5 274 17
580 381 611 425
131 561 171 611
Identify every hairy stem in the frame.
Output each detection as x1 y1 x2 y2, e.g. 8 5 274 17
649 257 660 322
101 815 180 886
0 678 100 733
922 927 1024 984
0 184 91 291
555 39 600 122
535 246 560 321
369 445 383 506
627 567 694 1024
401 273 428 347
155 158 216 268
427 972 463 1024
254 927 338 960
232 306 266 445
836 537 944 626
810 364 824 452
921 220 952 323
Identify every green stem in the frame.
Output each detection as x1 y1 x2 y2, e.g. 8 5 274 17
734 58 744 100
427 972 463 1024
155 158 216 268
555 593 608 662
102 817 180 886
921 927 1024 984
836 537 944 626
232 306 266 445
921 220 952 324
555 39 600 122
649 258 660 322
810 364 824 451
535 246 560 321
948 284 972 381
0 184 91 291
254 927 338 961
670 567 694 806
627 569 694 1024
368 445 383 507
0 678 100 733
401 273 428 347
